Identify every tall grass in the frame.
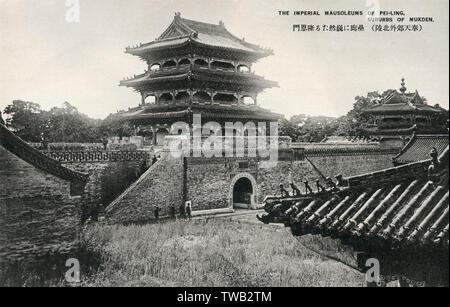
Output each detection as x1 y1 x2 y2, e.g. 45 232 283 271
1 217 364 287
76 218 364 287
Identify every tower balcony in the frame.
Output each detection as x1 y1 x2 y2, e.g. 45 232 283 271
140 90 258 107
146 57 254 75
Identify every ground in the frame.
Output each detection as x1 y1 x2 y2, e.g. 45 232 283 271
1 211 365 287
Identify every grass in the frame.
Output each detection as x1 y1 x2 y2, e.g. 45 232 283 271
1 215 365 287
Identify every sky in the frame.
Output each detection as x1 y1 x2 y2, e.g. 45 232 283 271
0 0 448 120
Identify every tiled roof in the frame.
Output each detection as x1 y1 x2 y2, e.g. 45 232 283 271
366 103 445 115
382 90 423 105
115 104 283 122
116 109 190 121
120 72 190 87
364 89 446 115
394 134 449 165
0 123 88 183
126 15 273 58
120 67 278 88
258 146 449 253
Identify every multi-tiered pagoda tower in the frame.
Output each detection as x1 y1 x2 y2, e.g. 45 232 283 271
118 13 281 146
363 79 448 147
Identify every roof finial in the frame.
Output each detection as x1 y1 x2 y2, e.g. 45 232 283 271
219 20 224 27
400 78 407 94
175 12 181 19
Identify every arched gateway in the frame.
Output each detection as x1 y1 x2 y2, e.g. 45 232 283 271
229 173 258 209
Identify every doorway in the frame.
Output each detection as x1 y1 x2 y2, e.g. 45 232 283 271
232 177 253 209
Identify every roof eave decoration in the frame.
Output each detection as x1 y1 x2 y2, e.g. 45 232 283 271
114 104 283 122
119 70 279 89
257 146 449 251
124 13 274 59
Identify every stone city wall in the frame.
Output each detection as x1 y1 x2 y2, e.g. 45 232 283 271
0 146 81 263
45 150 152 219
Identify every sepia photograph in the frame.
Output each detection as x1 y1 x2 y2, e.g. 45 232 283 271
0 0 448 293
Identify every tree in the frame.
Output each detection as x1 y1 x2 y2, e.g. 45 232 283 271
42 102 102 143
100 114 134 139
3 100 46 142
336 90 391 138
279 114 341 143
279 118 300 141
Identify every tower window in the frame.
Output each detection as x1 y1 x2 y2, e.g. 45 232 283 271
237 65 250 73
179 58 191 66
193 91 211 103
162 60 177 69
175 91 189 101
241 96 255 105
159 93 173 103
144 95 156 104
214 93 237 104
194 59 208 67
211 61 235 71
149 63 161 71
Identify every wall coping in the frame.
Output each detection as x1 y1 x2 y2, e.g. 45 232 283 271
43 150 152 163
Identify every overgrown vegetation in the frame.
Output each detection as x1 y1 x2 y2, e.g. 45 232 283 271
1 100 132 144
1 218 364 287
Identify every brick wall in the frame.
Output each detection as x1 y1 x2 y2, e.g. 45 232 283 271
105 152 184 224
104 147 396 224
185 157 260 211
0 146 81 263
62 161 147 219
184 150 395 209
257 160 322 202
306 151 395 178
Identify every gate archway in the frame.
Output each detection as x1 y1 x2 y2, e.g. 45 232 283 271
229 172 258 209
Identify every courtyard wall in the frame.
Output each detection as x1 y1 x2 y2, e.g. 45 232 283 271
0 146 82 263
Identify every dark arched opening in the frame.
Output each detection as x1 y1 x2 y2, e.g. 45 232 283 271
194 58 208 68
175 91 189 102
214 93 237 104
233 177 253 206
159 93 173 103
179 58 191 66
162 60 177 69
193 91 211 103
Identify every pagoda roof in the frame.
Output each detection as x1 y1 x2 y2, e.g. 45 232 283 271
120 67 278 89
393 134 449 165
257 146 449 253
125 14 273 60
365 100 445 115
364 79 447 115
114 103 283 122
